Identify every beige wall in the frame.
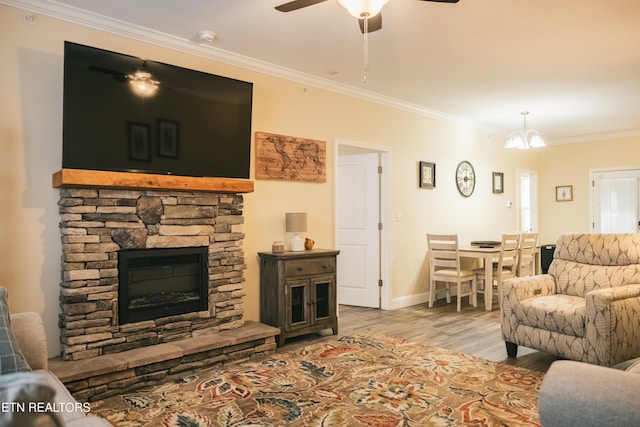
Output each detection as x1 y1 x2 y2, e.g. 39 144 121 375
538 136 640 245
2 3 636 357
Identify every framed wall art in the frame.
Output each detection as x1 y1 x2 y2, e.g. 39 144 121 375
492 172 504 194
128 122 150 161
158 119 179 158
556 185 573 202
419 161 436 189
255 131 326 183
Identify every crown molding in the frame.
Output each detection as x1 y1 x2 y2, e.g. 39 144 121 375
3 0 470 128
5 0 640 144
550 129 640 146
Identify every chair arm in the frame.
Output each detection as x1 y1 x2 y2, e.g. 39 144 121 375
501 275 556 342
585 284 640 366
9 312 48 370
502 274 556 308
539 360 640 427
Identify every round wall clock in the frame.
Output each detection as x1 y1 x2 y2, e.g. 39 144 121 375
455 160 476 197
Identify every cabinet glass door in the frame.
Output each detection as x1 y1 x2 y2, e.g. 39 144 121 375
312 277 334 321
286 280 310 327
315 282 329 319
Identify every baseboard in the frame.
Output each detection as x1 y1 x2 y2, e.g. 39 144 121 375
390 288 467 310
390 292 429 309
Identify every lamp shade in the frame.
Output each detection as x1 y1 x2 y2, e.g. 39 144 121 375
285 212 307 233
338 0 389 18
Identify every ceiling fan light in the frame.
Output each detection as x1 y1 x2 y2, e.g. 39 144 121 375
128 71 159 97
129 80 158 97
338 0 389 18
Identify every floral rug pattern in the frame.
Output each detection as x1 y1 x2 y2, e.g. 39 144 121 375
91 333 543 426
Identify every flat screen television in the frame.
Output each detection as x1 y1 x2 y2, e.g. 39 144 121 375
62 41 253 179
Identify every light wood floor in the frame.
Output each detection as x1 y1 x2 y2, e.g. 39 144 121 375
277 295 560 373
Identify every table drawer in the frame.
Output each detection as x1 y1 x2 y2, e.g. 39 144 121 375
284 258 335 277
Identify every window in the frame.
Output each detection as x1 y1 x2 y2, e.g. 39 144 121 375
517 170 538 233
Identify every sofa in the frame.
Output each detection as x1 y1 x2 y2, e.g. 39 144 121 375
538 359 640 427
0 287 111 426
501 233 640 367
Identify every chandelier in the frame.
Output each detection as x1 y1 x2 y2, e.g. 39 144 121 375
504 111 545 149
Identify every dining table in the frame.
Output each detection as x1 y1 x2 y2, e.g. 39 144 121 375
458 244 502 311
459 243 541 311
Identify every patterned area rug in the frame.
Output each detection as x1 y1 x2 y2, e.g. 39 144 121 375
91 333 543 426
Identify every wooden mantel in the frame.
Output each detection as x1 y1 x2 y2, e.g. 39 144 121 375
52 169 254 193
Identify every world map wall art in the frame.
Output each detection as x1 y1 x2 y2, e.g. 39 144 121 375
255 132 326 183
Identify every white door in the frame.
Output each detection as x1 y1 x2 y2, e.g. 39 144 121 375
337 153 380 308
592 168 640 233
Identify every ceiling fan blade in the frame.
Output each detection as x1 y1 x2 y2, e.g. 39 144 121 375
89 65 127 82
275 0 328 12
358 13 382 33
418 0 460 2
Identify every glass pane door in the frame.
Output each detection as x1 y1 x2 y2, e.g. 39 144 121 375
600 178 638 233
315 281 330 319
286 280 309 327
312 277 335 322
592 169 640 233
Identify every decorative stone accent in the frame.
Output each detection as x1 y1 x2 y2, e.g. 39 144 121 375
49 321 279 402
58 188 246 361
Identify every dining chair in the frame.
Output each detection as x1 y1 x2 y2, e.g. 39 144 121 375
427 234 477 312
474 233 519 308
517 232 538 277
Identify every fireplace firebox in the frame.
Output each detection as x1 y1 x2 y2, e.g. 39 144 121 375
118 246 209 324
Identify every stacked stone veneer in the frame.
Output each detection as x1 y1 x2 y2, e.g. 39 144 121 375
58 188 246 361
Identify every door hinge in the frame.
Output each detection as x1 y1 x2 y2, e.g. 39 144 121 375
378 165 383 174
378 222 383 230
378 279 383 287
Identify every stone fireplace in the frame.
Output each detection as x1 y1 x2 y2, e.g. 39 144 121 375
58 187 246 361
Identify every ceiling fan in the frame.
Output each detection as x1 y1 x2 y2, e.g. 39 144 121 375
90 64 161 97
275 0 460 34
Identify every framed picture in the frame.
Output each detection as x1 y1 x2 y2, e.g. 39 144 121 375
128 122 150 161
158 119 179 158
556 185 573 202
419 161 436 188
492 172 504 194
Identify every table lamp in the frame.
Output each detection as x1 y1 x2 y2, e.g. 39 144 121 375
286 212 307 252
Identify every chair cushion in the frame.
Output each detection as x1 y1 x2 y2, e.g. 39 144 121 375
554 233 640 266
433 268 475 279
0 287 30 374
514 294 586 337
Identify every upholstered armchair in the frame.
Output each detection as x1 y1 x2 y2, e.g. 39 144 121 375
501 233 640 367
